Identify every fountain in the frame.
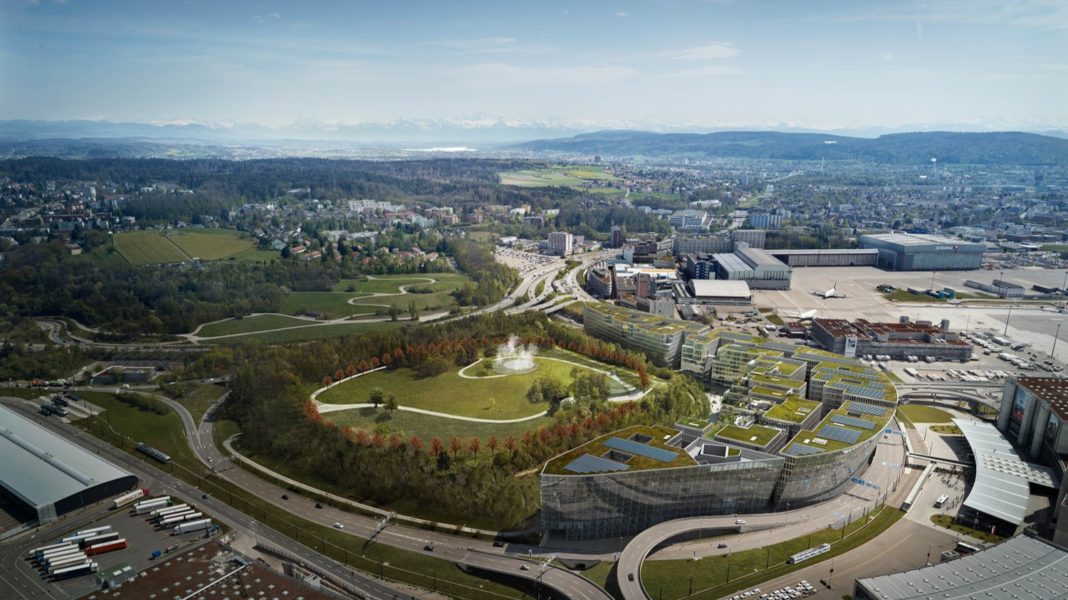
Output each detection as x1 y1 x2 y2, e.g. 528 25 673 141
493 334 538 374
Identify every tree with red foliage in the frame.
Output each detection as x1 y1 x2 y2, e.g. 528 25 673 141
449 436 463 455
322 375 333 387
486 436 499 454
335 369 345 381
352 429 370 445
370 356 381 368
503 436 516 451
393 347 404 361
430 436 443 455
304 400 322 423
637 364 650 389
467 437 481 456
346 363 356 377
371 433 385 448
358 359 370 372
522 431 534 446
409 436 424 452
381 352 392 366
389 434 402 448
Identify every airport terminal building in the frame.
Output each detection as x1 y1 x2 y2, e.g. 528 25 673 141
858 232 984 271
541 333 897 539
0 405 137 524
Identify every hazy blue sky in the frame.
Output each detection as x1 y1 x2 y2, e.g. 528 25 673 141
1 0 1065 130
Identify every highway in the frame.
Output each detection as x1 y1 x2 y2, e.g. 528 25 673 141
0 397 402 600
148 389 615 600
615 421 909 600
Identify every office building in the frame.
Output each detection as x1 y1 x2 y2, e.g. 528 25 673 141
730 229 766 249
547 231 574 257
583 302 709 367
669 209 711 231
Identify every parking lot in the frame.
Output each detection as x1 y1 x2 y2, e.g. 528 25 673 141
493 246 560 275
21 500 217 598
730 578 816 600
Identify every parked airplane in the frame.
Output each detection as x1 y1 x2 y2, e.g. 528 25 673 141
811 281 846 299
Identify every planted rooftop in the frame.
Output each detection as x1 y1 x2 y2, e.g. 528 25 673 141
544 425 696 475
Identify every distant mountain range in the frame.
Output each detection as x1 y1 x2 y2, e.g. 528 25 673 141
513 130 1068 165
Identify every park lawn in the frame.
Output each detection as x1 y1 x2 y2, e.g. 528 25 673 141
73 391 198 467
199 321 405 346
885 289 946 303
113 231 188 264
642 507 904 600
167 228 254 260
539 347 641 388
897 404 954 423
198 314 315 337
281 291 380 318
324 406 554 443
319 357 610 419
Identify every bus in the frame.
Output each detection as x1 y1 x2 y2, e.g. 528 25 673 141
934 494 949 508
955 541 982 555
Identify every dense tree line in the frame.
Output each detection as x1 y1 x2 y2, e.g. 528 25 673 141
444 238 518 306
209 313 704 528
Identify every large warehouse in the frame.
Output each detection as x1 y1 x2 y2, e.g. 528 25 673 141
858 232 984 271
0 405 137 524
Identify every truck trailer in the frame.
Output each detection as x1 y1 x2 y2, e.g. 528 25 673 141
85 539 127 556
112 488 150 509
174 519 212 534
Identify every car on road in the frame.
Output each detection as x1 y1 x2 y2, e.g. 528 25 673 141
333 522 343 529
315 502 323 508
281 494 288 500
424 543 434 552
492 541 504 547
628 573 635 581
519 564 529 571
735 519 747 525
718 542 728 548
201 493 208 500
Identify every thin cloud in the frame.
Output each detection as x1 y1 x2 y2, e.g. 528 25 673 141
665 65 742 77
451 62 637 88
431 37 517 51
666 42 740 60
615 12 628 18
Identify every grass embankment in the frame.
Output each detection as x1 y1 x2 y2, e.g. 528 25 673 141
642 507 905 600
200 321 406 346
281 273 471 319
198 314 316 337
896 404 953 424
930 515 1005 543
884 289 946 303
318 356 624 420
170 383 225 423
74 393 533 600
930 424 962 435
325 407 554 444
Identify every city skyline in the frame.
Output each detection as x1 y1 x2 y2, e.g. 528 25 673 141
1 0 1066 133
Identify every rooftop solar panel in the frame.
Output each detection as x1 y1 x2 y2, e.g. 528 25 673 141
848 403 887 417
818 425 861 444
831 414 876 430
603 437 678 463
563 454 630 474
783 444 823 457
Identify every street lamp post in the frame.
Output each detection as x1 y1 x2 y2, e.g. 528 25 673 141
1053 322 1063 359
1004 305 1013 336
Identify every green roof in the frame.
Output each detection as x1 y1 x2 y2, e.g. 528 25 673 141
543 425 696 475
715 423 782 447
585 302 710 335
782 400 891 454
764 397 820 424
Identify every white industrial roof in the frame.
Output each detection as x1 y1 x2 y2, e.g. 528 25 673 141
0 405 133 510
862 232 976 247
689 279 752 299
954 418 1057 526
855 534 1068 599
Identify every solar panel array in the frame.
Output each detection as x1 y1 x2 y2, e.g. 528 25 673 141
832 414 876 430
563 454 630 474
604 437 678 463
783 444 823 457
818 425 862 444
841 383 884 399
848 403 887 417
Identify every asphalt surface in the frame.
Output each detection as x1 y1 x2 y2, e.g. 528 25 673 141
616 421 910 600
152 389 615 600
0 397 402 600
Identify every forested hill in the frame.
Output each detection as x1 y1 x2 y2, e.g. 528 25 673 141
513 130 1068 165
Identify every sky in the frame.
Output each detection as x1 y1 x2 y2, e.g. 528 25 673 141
1 0 1066 132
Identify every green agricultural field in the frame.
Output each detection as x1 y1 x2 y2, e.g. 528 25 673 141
168 228 255 260
897 404 954 423
113 231 189 264
318 356 627 419
198 314 316 337
498 165 618 189
324 406 554 442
